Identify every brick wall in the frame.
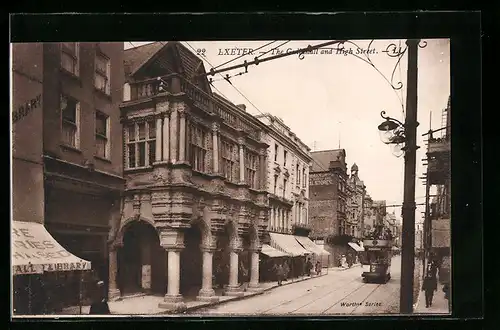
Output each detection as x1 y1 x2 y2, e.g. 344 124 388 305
12 43 45 224
309 172 339 239
42 42 124 177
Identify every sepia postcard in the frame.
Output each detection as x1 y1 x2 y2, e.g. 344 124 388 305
11 38 451 318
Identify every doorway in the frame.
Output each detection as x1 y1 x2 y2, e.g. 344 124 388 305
117 220 165 296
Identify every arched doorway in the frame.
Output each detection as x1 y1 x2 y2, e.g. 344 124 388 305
180 223 203 297
117 220 166 296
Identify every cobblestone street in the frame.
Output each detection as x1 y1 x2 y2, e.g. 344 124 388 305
188 256 402 316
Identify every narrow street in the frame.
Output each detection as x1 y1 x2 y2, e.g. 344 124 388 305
188 256 401 316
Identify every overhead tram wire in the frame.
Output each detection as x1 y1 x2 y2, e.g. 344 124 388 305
255 40 291 59
183 42 334 176
127 42 391 197
196 40 346 79
183 41 268 117
129 41 332 174
212 40 278 70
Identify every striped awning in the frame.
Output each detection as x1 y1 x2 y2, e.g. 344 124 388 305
295 236 330 256
269 232 310 257
12 221 92 275
260 244 290 258
348 242 365 252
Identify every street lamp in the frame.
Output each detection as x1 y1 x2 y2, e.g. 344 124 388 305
378 111 407 157
376 39 423 314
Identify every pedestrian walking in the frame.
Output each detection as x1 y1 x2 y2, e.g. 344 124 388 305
283 260 290 281
275 263 285 286
89 280 110 315
421 275 438 308
315 261 321 275
305 258 313 276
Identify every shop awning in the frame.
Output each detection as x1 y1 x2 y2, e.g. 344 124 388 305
295 236 330 256
348 242 365 252
12 221 92 275
269 232 310 257
260 244 290 258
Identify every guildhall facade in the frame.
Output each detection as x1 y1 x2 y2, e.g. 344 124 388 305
110 42 270 310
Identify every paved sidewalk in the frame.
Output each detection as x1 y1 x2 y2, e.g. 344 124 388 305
331 263 362 272
414 283 450 314
57 273 327 316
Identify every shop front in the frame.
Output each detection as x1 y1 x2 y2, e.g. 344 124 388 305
259 244 290 282
294 235 330 274
12 220 92 315
269 232 310 278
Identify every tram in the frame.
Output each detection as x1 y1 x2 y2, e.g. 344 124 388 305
361 226 393 284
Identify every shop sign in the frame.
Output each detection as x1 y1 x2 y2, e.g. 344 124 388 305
13 261 91 275
12 94 42 124
12 222 92 275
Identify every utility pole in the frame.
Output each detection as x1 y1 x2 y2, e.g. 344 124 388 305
423 128 432 277
400 39 420 314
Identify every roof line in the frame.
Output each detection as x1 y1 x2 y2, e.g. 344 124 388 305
125 42 155 50
311 148 345 153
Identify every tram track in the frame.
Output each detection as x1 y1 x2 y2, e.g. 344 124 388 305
286 277 365 314
258 274 358 314
321 281 382 314
258 270 363 315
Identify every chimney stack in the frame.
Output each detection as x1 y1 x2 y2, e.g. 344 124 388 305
236 104 246 112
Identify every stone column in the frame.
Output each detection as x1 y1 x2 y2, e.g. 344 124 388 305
108 245 120 301
238 137 245 183
197 246 219 302
225 238 244 296
163 112 170 162
178 109 186 162
212 123 219 173
158 230 186 312
170 107 178 163
155 116 163 163
247 248 261 291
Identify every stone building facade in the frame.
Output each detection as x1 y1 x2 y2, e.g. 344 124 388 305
255 114 312 234
111 42 270 310
346 163 366 239
308 149 348 265
362 197 387 236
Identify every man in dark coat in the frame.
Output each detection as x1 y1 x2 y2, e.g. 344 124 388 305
305 258 313 276
421 275 438 308
89 280 111 315
275 263 285 286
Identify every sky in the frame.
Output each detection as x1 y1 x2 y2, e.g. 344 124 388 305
125 39 450 224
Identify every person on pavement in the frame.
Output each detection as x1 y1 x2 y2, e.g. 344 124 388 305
89 280 111 315
283 260 290 281
275 263 285 286
305 258 313 276
422 274 438 308
315 261 321 275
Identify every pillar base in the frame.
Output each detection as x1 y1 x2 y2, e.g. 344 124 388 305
108 288 121 301
158 294 187 312
246 283 262 292
224 285 245 297
197 288 219 302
